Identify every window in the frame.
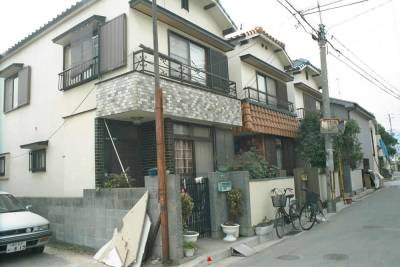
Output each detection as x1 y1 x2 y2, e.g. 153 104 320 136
5 76 19 110
181 0 189 11
175 140 194 175
0 156 5 176
169 33 206 85
256 72 277 105
29 149 46 172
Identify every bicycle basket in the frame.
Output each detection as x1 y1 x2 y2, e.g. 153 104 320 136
271 194 287 207
306 191 319 204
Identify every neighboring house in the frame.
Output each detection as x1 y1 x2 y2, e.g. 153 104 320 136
0 0 242 197
330 98 379 193
286 58 322 119
227 27 298 176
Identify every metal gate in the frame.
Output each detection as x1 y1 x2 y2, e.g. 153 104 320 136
181 177 211 238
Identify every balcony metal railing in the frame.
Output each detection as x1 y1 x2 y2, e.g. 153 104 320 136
296 108 322 119
58 57 99 91
243 86 294 113
133 47 237 98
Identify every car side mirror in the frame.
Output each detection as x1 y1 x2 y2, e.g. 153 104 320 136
26 205 32 211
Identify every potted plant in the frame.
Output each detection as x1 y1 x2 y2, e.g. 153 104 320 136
254 217 273 236
183 242 197 257
221 188 243 242
181 192 199 243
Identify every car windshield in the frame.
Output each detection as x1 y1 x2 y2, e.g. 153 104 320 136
0 194 26 213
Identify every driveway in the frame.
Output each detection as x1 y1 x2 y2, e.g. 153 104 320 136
225 180 400 267
0 245 103 267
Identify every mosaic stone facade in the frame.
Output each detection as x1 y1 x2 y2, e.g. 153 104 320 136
96 72 242 126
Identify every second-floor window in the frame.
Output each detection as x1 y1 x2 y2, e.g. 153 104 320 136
2 65 31 113
169 33 206 85
256 72 277 105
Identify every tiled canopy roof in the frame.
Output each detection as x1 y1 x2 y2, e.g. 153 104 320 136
226 26 286 49
235 102 299 138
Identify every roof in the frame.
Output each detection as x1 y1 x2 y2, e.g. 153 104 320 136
0 0 95 61
235 102 299 138
226 26 286 49
330 98 375 120
287 58 321 74
0 191 9 195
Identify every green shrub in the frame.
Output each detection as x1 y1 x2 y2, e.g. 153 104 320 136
103 173 130 188
221 149 279 179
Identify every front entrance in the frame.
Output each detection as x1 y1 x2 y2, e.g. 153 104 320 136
181 176 211 237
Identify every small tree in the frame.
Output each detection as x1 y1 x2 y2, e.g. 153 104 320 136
377 124 398 157
226 189 243 225
334 120 363 169
296 112 326 168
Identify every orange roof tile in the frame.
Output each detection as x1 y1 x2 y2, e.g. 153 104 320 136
236 102 299 138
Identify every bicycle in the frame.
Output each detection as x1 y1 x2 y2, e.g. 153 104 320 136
271 188 300 238
299 189 327 231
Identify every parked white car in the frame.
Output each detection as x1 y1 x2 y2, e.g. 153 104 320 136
0 191 51 254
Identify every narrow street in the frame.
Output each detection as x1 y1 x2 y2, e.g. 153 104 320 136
226 180 400 267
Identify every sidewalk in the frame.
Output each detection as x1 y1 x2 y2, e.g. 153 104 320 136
171 188 377 267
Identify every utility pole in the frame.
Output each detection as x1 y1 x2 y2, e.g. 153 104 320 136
152 0 170 262
388 114 393 133
317 2 336 213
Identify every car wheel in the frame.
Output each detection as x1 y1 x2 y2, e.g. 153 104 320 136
32 246 45 254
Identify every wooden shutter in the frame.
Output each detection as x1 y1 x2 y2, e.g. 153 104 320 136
4 78 13 112
207 48 229 91
18 66 31 106
99 14 127 74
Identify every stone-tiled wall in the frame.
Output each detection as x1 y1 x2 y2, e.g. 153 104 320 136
96 72 242 127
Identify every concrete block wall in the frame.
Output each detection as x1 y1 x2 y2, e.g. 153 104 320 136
19 188 147 250
208 171 253 239
96 72 242 127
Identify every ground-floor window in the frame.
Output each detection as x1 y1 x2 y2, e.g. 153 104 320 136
30 149 46 172
0 156 5 176
174 139 194 176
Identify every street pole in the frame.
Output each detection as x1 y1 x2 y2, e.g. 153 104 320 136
318 15 336 212
152 0 170 262
389 114 393 134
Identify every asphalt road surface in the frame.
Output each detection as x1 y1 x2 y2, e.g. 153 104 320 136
227 179 400 267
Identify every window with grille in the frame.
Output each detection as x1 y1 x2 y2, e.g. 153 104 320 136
175 140 194 175
181 0 189 11
29 149 46 172
0 156 5 176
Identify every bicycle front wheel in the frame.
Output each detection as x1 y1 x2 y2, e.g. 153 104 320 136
275 209 286 238
289 202 301 230
299 204 316 230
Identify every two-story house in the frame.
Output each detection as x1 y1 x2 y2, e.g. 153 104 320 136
286 58 322 120
227 27 298 176
0 0 242 197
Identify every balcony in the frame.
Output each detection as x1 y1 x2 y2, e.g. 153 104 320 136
133 48 237 98
58 57 99 91
243 86 294 113
296 108 322 120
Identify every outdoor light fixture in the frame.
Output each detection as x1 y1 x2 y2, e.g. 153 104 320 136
130 116 144 125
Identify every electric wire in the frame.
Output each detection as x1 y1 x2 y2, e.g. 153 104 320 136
302 0 369 15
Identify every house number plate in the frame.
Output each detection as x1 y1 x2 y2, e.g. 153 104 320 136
218 181 232 192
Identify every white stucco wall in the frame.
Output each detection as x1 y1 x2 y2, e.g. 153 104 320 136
0 0 232 197
227 38 292 102
291 69 321 112
351 169 364 192
249 177 295 226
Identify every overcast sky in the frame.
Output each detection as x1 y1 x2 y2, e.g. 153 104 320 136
0 0 399 132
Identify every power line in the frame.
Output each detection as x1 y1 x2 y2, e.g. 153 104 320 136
275 0 313 34
328 51 400 100
302 0 369 15
301 0 346 13
330 35 400 95
329 0 394 29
